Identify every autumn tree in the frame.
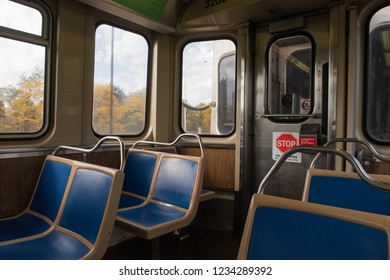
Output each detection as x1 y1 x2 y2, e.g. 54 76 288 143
200 104 211 133
185 103 211 134
93 84 146 135
0 100 4 118
93 84 125 135
0 100 5 132
0 67 44 133
118 89 146 134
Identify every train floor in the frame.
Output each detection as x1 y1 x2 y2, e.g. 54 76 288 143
103 226 241 260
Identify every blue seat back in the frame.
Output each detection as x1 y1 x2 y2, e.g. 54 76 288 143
122 151 157 197
30 158 72 221
239 194 389 260
248 207 388 260
59 168 113 244
306 170 390 215
152 156 198 209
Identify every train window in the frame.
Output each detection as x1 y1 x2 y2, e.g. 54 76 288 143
93 24 149 136
267 35 313 120
365 6 390 143
0 0 50 137
181 39 236 136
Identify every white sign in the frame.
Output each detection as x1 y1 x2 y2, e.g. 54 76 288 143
272 132 301 163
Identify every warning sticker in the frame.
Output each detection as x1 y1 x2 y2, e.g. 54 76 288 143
272 132 301 163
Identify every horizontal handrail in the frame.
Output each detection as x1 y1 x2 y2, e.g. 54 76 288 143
310 138 390 168
183 101 214 112
131 133 204 158
258 146 390 194
52 136 126 172
261 113 320 118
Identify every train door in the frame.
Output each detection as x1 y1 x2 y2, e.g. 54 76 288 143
248 11 336 203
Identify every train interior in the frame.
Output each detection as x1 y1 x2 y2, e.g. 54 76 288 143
1 0 390 260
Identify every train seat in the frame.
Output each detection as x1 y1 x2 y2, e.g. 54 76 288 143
238 194 390 260
0 155 72 243
0 159 124 260
118 150 159 209
116 152 204 240
303 168 390 215
117 145 214 210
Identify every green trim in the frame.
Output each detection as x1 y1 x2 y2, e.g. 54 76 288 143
111 0 168 20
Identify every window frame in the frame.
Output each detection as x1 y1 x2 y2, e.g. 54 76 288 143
91 21 151 138
179 37 237 137
265 32 316 123
0 0 53 140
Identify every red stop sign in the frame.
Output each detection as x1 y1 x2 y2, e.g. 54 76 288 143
276 134 298 153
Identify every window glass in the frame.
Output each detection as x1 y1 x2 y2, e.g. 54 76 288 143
267 35 313 118
218 52 236 135
365 6 390 143
182 39 236 135
0 0 42 35
0 1 48 135
93 24 149 136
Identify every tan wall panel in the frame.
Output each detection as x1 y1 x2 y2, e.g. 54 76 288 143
86 151 122 170
369 162 390 175
0 156 45 217
178 148 235 190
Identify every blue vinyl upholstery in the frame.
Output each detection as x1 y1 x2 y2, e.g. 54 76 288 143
152 157 198 209
0 157 71 243
238 194 390 260
119 195 145 209
0 214 52 243
0 231 90 260
30 160 72 221
118 151 158 208
141 147 214 203
306 170 390 215
117 203 186 227
59 168 112 244
248 207 387 260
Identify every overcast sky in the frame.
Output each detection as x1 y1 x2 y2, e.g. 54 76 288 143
182 42 213 106
0 0 43 88
183 40 235 106
94 24 149 95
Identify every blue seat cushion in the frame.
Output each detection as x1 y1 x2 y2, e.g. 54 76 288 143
118 194 145 209
117 203 186 227
247 207 388 260
0 214 50 243
0 230 90 260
